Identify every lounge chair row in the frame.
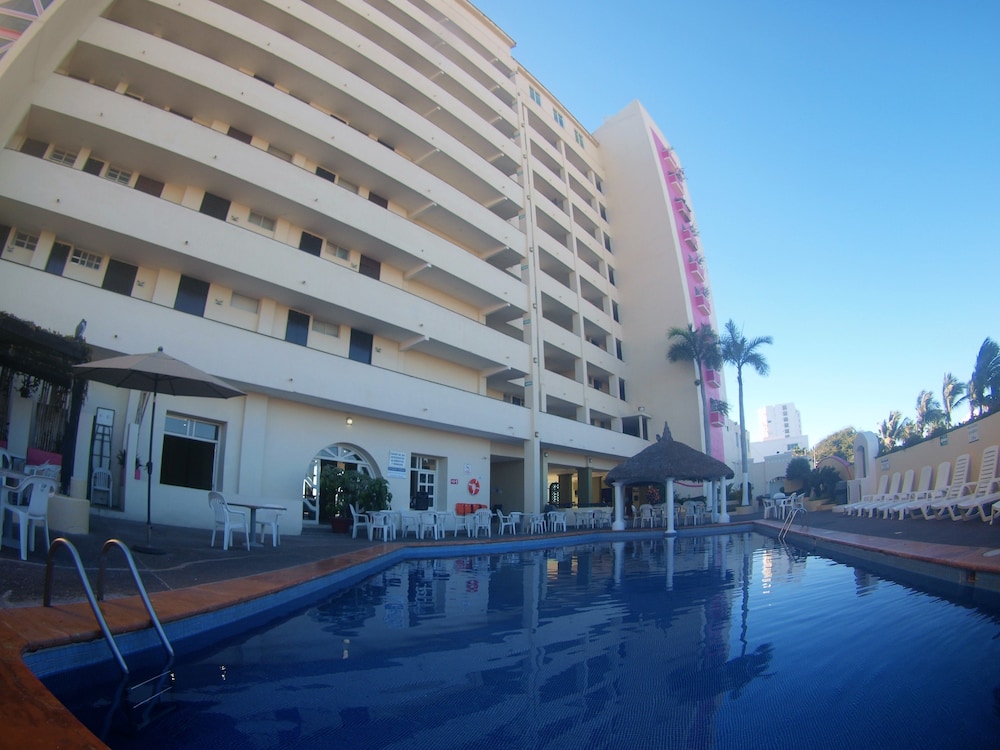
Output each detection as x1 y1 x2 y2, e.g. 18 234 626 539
839 446 1000 523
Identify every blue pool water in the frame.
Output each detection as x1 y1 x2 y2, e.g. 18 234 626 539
46 533 1000 749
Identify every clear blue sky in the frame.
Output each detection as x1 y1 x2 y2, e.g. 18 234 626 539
475 0 1000 443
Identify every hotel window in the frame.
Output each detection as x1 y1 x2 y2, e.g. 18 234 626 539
102 259 138 296
330 244 350 261
46 242 71 275
83 157 105 175
161 414 221 491
227 126 253 144
574 130 585 148
608 267 616 286
105 166 132 186
616 338 623 360
604 233 613 252
70 247 102 270
612 301 620 323
19 138 48 158
285 310 310 346
619 379 627 401
312 319 340 338
358 255 381 280
316 166 337 183
529 87 541 105
230 292 259 314
174 275 209 317
553 109 564 128
299 231 323 257
248 211 276 232
349 329 373 364
12 231 38 251
599 204 607 221
267 144 292 162
47 147 78 166
134 175 165 198
199 192 231 221
368 192 389 209
595 176 604 193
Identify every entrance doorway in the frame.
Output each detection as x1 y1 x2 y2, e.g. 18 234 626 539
409 454 437 510
303 444 376 524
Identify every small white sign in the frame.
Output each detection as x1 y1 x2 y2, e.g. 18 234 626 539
464 463 472 474
387 450 407 478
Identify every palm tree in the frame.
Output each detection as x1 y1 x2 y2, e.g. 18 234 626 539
913 390 944 438
667 323 721 457
876 410 909 454
941 372 967 427
969 337 1000 418
719 319 772 506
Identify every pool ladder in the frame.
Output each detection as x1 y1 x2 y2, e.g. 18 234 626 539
44 538 175 729
778 506 807 541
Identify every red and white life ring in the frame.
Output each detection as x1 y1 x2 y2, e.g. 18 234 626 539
467 478 481 496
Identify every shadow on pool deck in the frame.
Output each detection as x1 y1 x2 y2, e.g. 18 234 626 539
2 507 1000 749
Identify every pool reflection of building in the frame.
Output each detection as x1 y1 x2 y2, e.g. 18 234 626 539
191 535 772 748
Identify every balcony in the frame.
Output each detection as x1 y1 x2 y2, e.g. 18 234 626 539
685 254 704 282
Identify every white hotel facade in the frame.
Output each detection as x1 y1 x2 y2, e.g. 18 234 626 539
0 0 733 533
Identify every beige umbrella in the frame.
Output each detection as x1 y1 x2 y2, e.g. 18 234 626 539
74 348 244 553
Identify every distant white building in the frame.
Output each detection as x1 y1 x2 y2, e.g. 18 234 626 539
750 403 808 463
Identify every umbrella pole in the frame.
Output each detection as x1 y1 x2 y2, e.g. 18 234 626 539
134 388 165 555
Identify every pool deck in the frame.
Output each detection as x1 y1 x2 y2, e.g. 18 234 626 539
2 509 1000 748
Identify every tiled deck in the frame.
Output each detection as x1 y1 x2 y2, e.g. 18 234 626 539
2 510 1000 748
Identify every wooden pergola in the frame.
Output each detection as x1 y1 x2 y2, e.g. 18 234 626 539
605 423 735 532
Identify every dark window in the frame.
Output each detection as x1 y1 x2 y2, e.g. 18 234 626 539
20 139 48 158
622 415 641 438
285 310 310 346
604 233 612 252
102 259 138 296
599 204 607 221
349 329 373 364
134 175 165 197
619 379 627 401
616 338 623 360
174 275 209 317
316 166 337 183
227 126 253 144
298 231 323 257
160 434 215 490
83 157 105 175
199 192 230 220
612 301 620 323
608 267 616 286
358 255 381 280
46 242 71 275
595 176 603 193
367 192 388 209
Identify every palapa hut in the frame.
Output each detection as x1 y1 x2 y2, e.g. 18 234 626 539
605 423 735 532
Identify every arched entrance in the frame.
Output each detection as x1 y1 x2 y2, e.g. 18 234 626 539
302 443 378 525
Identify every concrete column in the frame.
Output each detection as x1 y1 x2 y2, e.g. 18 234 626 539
665 477 676 535
612 481 626 530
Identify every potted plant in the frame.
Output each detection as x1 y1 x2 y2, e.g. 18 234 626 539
321 467 392 532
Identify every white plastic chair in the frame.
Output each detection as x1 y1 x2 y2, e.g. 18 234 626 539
90 467 113 507
472 508 493 538
349 503 372 540
255 505 286 546
370 511 396 541
419 511 442 540
638 504 655 528
497 510 517 535
528 513 546 533
5 476 55 560
400 512 420 538
547 510 567 532
209 491 250 551
26 463 60 479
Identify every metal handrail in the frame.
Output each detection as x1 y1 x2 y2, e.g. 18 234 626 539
778 506 807 541
98 539 174 661
44 538 129 675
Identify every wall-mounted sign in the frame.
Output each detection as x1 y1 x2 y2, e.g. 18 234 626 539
387 450 407 478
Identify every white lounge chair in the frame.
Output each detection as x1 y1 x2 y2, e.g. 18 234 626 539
948 445 1000 522
876 469 918 518
880 465 933 519
914 455 971 519
844 474 889 516
849 473 900 517
889 461 953 520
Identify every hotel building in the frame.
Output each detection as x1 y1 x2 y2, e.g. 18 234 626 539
0 0 728 532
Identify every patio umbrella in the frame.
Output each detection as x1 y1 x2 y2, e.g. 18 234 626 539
74 347 245 553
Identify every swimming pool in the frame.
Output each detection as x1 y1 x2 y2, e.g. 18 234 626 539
45 533 1000 748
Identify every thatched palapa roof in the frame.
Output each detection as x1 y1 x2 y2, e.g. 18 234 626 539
605 423 734 485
